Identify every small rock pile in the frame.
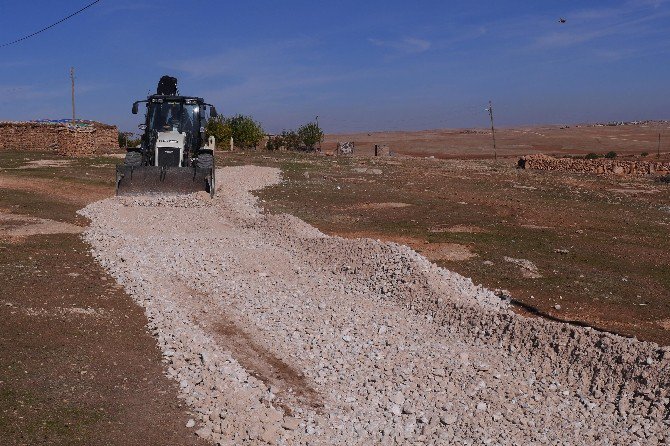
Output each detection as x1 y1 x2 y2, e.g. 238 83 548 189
80 166 670 445
518 154 670 176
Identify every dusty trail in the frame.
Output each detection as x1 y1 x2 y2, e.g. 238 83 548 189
80 166 669 445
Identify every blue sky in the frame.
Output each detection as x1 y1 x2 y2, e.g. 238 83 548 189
0 0 669 133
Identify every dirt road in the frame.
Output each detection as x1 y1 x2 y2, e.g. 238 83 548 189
81 166 669 445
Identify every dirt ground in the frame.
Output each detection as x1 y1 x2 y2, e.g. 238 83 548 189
220 151 670 346
0 152 206 445
323 121 670 159
1 128 669 442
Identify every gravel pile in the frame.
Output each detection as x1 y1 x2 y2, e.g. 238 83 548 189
80 166 670 445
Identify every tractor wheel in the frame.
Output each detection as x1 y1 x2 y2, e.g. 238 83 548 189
124 150 142 167
197 153 214 169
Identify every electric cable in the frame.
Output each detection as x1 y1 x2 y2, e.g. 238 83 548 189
0 0 101 49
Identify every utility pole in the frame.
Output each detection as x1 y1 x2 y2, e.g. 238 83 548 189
315 115 321 151
486 100 497 160
70 67 76 123
658 133 661 158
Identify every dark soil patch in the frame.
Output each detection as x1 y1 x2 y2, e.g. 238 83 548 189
213 317 323 414
0 151 206 445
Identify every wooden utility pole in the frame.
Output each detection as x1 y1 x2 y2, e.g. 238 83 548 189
70 67 76 123
487 100 497 160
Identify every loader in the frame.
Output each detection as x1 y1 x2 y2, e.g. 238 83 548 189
115 76 218 197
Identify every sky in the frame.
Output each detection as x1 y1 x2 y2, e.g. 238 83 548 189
0 0 669 133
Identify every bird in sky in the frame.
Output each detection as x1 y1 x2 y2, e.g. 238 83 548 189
558 17 567 24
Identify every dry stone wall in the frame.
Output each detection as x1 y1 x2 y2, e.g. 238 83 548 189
519 154 670 176
0 121 119 157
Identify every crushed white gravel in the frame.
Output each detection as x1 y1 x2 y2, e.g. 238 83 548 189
80 166 670 445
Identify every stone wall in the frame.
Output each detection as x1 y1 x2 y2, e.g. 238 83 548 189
518 154 670 176
0 121 120 157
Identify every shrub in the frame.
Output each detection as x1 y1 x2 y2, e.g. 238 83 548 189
206 114 264 149
227 114 265 149
266 135 283 151
604 151 617 159
641 152 649 157
585 153 600 160
297 122 323 151
281 130 302 151
205 116 232 148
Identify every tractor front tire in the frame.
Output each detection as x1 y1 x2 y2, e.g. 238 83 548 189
124 150 142 167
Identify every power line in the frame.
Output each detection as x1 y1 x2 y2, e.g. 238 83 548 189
0 1 101 49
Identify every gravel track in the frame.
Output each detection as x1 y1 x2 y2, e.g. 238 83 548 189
80 166 670 445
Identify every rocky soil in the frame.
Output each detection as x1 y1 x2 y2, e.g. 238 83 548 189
80 166 670 445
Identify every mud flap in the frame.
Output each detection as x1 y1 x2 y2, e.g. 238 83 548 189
115 165 215 197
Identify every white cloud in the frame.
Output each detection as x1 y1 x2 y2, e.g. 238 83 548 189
368 37 432 54
531 2 670 50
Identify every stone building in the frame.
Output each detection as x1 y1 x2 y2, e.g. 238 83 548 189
0 121 119 157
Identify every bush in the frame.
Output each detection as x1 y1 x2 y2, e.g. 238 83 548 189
641 152 649 157
205 116 232 149
205 114 264 149
266 135 283 151
585 153 600 160
604 151 617 159
227 114 265 149
281 130 302 151
297 122 323 151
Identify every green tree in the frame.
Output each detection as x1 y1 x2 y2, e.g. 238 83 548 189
297 122 323 151
205 116 232 149
281 130 302 151
227 114 265 149
604 151 617 159
266 134 284 151
118 131 141 149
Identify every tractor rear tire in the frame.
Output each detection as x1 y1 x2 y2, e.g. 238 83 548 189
197 153 214 169
124 150 142 167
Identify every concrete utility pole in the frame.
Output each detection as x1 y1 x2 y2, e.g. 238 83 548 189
70 67 76 123
486 100 497 160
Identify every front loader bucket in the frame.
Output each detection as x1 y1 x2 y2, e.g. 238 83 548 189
115 165 215 197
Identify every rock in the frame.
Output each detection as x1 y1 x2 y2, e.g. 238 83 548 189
186 419 196 428
282 416 301 430
80 164 670 446
260 426 279 444
391 391 405 406
195 427 212 438
440 414 458 425
473 361 490 372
